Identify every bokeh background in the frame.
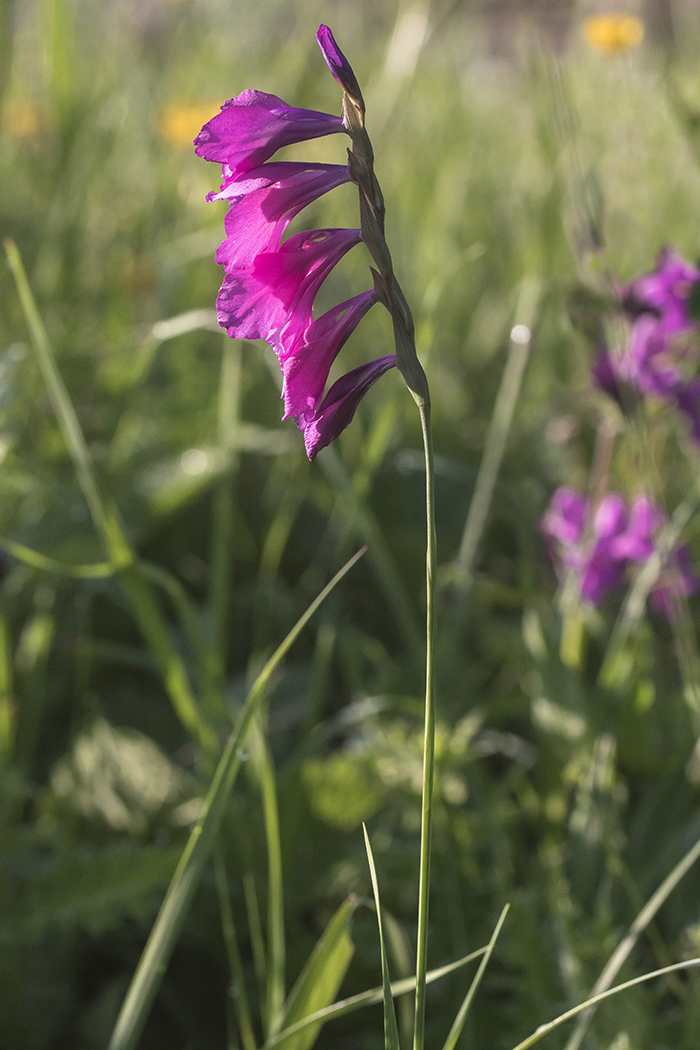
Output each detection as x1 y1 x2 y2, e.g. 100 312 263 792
4 0 700 1047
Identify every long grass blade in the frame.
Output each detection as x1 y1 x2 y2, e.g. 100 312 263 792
509 958 700 1050
4 239 118 560
274 895 357 1050
248 715 286 1038
441 904 509 1050
214 847 258 1050
263 946 488 1050
443 276 540 659
363 824 401 1050
107 546 367 1050
563 831 700 1050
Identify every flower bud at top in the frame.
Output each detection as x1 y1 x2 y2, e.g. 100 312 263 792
316 24 365 125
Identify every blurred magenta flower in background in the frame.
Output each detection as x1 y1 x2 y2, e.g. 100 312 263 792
541 487 698 614
593 248 700 440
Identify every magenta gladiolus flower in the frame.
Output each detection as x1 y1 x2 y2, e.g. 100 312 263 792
196 27 397 458
194 90 344 176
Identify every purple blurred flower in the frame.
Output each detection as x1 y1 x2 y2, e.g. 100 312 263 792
541 488 698 615
621 247 700 336
196 27 396 459
594 249 700 441
194 90 344 176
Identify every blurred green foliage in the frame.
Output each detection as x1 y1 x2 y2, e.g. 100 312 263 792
4 0 700 1048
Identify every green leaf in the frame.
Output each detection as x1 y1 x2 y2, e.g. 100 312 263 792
274 895 358 1050
363 825 401 1050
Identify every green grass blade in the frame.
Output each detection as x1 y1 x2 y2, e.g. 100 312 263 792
563 832 700 1050
0 611 14 757
106 547 366 1050
441 904 510 1050
320 448 423 657
4 238 117 561
274 895 357 1050
363 824 401 1050
4 240 216 750
214 848 258 1050
263 946 488 1050
209 338 241 688
119 568 218 754
0 539 116 578
248 715 286 1038
244 872 268 1016
444 276 539 657
509 958 700 1050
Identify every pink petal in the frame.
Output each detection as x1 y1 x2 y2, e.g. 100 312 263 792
315 25 364 105
281 290 377 421
213 163 350 272
194 90 343 175
216 228 361 344
302 355 396 460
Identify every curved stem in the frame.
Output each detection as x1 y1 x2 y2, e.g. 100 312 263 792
413 399 437 1050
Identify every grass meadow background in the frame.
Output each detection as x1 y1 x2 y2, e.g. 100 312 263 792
4 0 700 1047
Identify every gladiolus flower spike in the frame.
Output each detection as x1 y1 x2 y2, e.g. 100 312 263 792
196 26 429 459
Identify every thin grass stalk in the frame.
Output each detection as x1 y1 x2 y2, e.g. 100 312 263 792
509 958 700 1050
245 871 269 1010
563 830 700 1050
4 239 116 558
214 847 258 1050
441 904 510 1050
444 276 539 659
107 547 366 1050
0 612 14 756
262 946 489 1050
5 238 217 749
209 338 241 690
412 400 437 1050
363 825 401 1050
320 447 423 656
249 715 286 1037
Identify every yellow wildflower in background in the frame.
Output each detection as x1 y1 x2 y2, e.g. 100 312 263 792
158 102 224 150
1 99 46 140
582 14 644 53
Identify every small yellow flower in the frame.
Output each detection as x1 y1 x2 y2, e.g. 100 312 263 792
157 102 224 150
582 14 644 53
1 99 46 140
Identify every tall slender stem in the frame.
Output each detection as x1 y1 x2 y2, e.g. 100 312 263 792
413 399 437 1050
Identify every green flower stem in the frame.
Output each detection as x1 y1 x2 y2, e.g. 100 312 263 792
413 399 437 1050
